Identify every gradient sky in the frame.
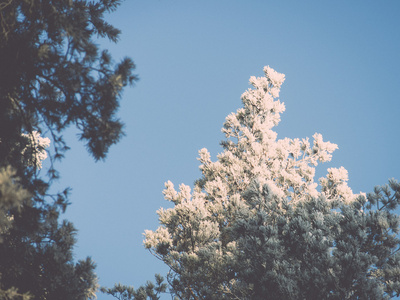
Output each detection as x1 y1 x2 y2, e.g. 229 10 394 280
51 1 400 298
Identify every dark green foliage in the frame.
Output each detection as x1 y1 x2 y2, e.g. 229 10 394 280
0 0 136 163
0 0 136 298
100 274 167 300
227 180 400 300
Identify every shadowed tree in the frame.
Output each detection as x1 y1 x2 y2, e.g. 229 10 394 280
0 0 136 298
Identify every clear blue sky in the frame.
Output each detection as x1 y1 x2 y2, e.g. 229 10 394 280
53 1 400 298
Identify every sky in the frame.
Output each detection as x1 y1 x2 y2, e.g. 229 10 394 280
51 1 400 298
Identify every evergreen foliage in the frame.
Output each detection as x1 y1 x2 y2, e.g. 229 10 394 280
141 67 400 299
0 0 136 298
101 274 167 300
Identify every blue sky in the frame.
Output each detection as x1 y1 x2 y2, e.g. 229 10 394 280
54 1 400 298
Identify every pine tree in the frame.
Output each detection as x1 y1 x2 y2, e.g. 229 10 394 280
0 0 136 298
143 66 400 299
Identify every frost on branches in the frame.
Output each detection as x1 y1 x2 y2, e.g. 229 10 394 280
144 66 400 299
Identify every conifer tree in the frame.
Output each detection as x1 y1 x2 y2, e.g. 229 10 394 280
0 0 136 298
143 66 400 299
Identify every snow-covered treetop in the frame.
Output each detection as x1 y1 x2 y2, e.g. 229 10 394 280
143 66 398 300
157 66 358 212
145 66 364 249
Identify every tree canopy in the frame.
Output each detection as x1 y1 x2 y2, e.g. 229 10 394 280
139 66 400 299
0 0 136 298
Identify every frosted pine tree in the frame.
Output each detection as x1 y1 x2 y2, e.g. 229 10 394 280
144 66 400 299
